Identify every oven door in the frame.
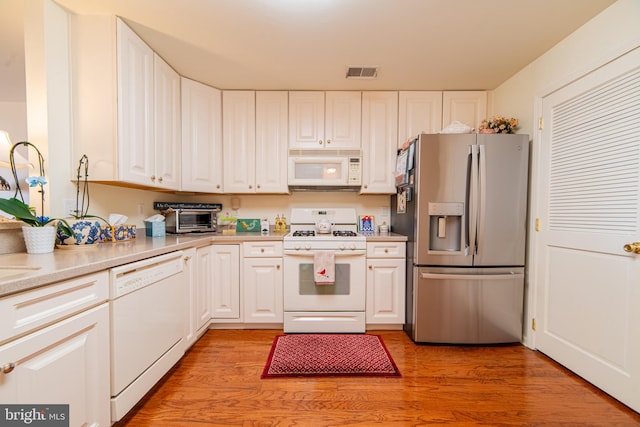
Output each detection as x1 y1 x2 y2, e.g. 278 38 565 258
283 250 366 311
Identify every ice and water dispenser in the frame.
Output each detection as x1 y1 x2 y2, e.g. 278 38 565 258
428 202 464 252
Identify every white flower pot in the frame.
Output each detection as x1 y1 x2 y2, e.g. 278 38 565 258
22 225 56 254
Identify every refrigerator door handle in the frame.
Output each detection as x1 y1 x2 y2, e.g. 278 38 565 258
468 145 480 256
477 144 487 255
421 272 524 280
464 147 472 255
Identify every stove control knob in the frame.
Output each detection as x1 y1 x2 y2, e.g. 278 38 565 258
350 244 356 251
294 245 301 251
339 244 346 251
304 244 311 251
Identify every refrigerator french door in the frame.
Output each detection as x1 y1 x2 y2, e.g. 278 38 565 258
392 133 529 343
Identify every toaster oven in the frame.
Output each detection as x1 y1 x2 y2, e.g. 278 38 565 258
164 209 218 233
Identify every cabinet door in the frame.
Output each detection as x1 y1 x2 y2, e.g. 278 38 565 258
366 259 406 324
325 91 361 149
442 91 487 132
223 91 256 193
289 91 325 149
181 77 223 192
194 246 213 330
117 19 155 186
255 91 289 193
154 54 181 190
211 245 240 319
361 91 398 194
0 304 110 426
398 91 443 147
182 248 200 349
243 257 283 323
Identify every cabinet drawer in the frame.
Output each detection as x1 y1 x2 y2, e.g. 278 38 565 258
243 241 283 257
0 271 109 344
366 242 406 258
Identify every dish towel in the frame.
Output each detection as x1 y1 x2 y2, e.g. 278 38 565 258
314 251 335 285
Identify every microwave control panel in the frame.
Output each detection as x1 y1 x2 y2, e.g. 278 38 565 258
348 157 362 185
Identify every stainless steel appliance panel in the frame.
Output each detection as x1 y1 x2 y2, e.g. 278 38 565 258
474 134 529 266
414 134 475 267
413 266 524 344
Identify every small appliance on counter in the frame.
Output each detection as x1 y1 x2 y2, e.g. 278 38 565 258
154 202 221 234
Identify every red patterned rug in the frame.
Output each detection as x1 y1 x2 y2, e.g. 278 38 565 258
261 334 401 378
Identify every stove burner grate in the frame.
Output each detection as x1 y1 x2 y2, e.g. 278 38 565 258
333 230 358 237
292 230 316 237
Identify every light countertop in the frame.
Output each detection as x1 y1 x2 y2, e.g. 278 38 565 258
0 231 406 298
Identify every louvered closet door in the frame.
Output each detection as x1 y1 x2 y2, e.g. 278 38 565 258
535 47 640 413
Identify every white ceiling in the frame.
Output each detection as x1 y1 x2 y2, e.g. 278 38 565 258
1 0 616 99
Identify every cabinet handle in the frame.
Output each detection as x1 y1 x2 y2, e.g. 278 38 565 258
150 175 156 182
260 248 265 253
216 184 221 189
1 363 15 374
318 140 323 145
326 139 331 144
249 185 253 189
158 176 163 183
183 255 192 262
368 265 372 270
257 184 261 189
384 249 389 253
277 265 280 270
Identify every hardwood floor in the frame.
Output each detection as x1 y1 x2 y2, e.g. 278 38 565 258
117 329 640 426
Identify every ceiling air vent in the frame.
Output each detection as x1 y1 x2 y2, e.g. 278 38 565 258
345 66 378 79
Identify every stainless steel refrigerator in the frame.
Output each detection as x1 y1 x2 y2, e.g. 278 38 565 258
391 133 529 344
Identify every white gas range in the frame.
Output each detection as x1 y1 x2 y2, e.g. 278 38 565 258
283 208 367 333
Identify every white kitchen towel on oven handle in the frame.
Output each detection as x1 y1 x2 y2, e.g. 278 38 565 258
314 251 335 285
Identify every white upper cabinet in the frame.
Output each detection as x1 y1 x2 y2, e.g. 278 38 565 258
223 91 256 193
289 91 361 150
116 19 155 186
222 90 288 194
398 91 443 147
153 54 181 189
71 16 180 190
442 91 488 133
361 92 398 194
181 77 223 192
397 91 487 148
255 91 289 193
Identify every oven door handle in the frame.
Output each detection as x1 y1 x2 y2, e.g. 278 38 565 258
284 250 366 257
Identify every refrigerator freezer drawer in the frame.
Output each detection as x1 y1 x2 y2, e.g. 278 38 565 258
413 267 524 344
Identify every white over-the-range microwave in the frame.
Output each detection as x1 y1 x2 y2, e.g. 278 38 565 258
287 150 362 190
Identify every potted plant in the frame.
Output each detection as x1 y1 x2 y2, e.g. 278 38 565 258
0 141 72 253
56 155 109 246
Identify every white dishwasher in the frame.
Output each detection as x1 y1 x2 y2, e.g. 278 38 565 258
109 251 186 422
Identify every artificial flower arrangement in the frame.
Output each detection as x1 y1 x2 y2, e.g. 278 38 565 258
479 115 519 134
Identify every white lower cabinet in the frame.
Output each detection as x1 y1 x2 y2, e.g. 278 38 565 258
242 242 283 323
211 245 241 321
0 303 110 426
184 247 211 349
366 242 406 325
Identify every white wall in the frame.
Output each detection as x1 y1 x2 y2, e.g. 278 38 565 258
0 101 28 214
491 0 640 136
489 0 640 346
